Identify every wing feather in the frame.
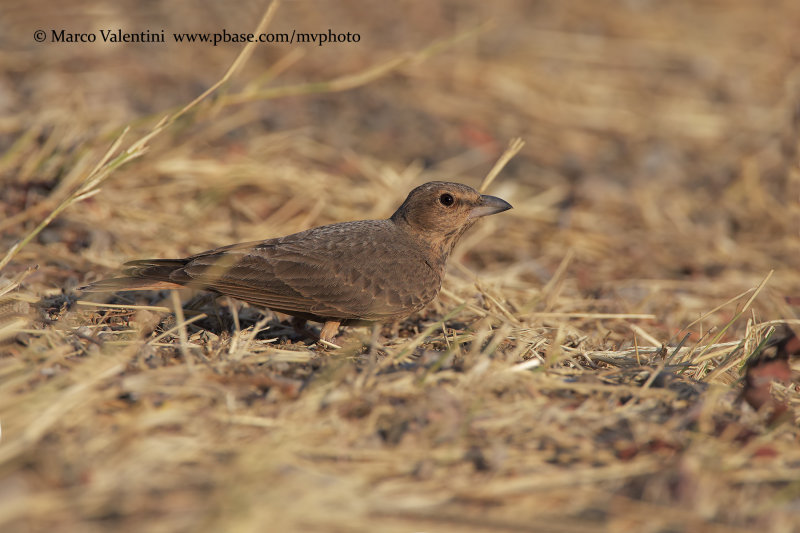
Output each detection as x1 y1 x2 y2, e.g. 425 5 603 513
172 221 441 321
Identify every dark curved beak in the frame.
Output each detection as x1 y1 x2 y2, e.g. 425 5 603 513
469 194 513 219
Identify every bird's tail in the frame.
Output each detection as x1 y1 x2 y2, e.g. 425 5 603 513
78 259 189 292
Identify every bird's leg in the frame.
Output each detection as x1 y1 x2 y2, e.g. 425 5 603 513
290 317 308 335
289 317 319 342
289 317 340 345
319 321 341 343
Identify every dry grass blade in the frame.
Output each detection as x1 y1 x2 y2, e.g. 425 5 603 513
479 137 525 193
699 270 774 381
528 312 656 320
382 305 466 366
170 291 193 366
0 1 281 273
0 266 38 298
0 318 27 343
0 128 134 271
75 301 172 312
146 313 208 345
682 285 761 332
3 2 800 531
0 356 127 465
175 1 281 116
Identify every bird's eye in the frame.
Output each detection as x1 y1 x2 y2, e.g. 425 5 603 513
439 193 455 207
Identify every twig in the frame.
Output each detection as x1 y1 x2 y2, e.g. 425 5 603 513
479 137 524 193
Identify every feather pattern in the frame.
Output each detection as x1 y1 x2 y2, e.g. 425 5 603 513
80 182 512 337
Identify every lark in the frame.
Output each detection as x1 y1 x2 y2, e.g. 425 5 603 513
80 182 512 342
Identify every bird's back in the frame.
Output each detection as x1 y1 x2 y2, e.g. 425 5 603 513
131 219 444 323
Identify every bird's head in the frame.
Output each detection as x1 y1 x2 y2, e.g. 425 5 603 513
390 181 512 251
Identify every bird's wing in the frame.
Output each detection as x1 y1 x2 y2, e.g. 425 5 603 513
173 222 440 321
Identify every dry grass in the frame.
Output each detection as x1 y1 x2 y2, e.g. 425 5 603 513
2 0 800 531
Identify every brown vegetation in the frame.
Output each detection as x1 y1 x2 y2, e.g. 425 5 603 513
1 1 799 531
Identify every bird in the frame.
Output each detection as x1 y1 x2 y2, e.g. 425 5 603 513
80 181 512 343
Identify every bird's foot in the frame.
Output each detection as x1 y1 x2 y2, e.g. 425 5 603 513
289 317 341 348
319 320 340 346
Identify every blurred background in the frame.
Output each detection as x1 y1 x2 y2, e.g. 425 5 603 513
3 0 799 329
1 0 799 531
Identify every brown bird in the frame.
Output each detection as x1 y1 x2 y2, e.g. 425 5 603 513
80 181 512 343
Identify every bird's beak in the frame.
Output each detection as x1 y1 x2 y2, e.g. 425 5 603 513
469 194 513 219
